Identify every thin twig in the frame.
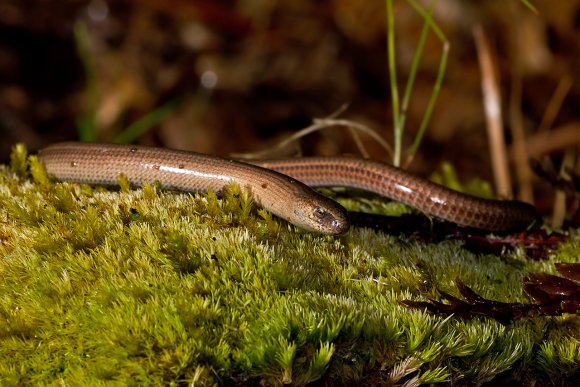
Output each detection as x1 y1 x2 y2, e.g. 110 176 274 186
524 122 580 157
508 3 533 203
347 126 371 159
537 75 573 133
473 25 513 199
552 150 576 229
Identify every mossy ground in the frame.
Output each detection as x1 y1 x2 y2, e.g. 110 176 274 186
0 146 578 386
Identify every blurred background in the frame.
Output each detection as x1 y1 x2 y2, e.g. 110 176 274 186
1 0 579 185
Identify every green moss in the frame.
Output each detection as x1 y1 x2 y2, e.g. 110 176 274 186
0 146 578 385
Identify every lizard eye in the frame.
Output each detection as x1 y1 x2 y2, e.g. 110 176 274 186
312 207 327 220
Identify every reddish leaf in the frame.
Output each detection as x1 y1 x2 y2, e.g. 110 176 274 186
402 267 580 325
556 263 580 281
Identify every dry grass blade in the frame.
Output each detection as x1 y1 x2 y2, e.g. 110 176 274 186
473 24 513 199
232 117 392 160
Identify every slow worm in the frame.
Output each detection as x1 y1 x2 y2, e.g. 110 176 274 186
253 158 539 232
38 142 539 234
38 142 349 235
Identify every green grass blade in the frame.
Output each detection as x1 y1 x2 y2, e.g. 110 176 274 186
386 0 402 166
113 98 181 144
397 0 436 164
73 22 99 142
404 0 449 165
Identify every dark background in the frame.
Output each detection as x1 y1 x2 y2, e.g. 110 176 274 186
1 0 579 181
